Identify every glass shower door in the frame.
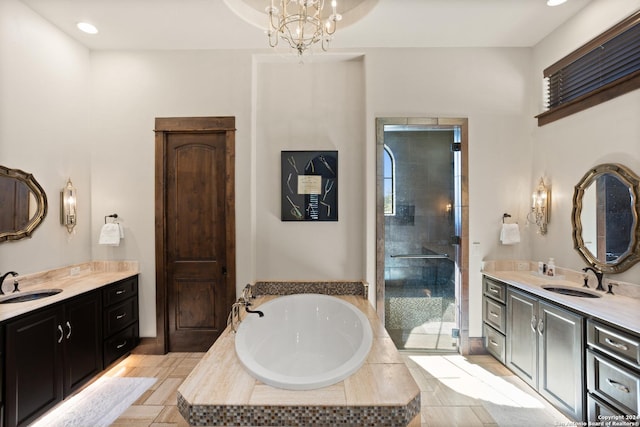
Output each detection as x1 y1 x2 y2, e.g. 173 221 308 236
382 125 460 351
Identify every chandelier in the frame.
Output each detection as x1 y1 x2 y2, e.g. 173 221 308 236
266 0 342 56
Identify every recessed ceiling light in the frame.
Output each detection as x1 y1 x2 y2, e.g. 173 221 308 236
77 22 98 34
547 0 567 6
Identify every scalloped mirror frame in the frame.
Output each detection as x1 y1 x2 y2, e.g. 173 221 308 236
0 165 48 243
572 163 640 273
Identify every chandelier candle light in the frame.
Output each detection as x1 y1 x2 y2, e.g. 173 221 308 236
267 0 342 56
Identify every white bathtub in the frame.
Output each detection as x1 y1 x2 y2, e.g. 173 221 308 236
234 293 373 390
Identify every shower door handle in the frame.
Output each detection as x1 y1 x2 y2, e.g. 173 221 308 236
450 236 461 245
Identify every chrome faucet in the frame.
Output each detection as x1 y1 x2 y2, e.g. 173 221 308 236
241 284 264 317
0 271 19 295
227 284 264 333
582 266 605 291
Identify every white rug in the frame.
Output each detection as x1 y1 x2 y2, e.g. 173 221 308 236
31 376 157 427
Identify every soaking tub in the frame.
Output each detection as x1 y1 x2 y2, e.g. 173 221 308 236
234 293 373 390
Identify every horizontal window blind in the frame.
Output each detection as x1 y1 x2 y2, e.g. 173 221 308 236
537 11 640 126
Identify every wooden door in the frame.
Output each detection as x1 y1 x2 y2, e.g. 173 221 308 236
155 117 236 353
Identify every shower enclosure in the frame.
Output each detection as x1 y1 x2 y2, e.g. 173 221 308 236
377 119 463 352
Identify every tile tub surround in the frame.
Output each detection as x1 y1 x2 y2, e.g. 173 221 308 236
482 261 640 335
0 261 138 322
177 294 421 426
253 280 368 298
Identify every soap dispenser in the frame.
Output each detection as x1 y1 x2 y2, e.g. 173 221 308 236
547 258 555 277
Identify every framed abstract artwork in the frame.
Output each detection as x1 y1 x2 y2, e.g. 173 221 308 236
281 150 338 221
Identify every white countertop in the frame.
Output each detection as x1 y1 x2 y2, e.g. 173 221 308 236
0 270 137 323
483 270 640 335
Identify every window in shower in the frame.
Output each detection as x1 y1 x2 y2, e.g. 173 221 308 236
383 145 396 216
377 118 466 353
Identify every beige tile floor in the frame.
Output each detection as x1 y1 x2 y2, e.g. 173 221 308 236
75 351 571 427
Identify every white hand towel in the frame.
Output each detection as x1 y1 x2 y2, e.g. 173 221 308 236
99 223 121 246
500 223 520 245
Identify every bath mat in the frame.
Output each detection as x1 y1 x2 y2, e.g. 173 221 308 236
31 376 157 427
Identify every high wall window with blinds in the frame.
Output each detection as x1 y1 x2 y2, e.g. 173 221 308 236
537 11 640 126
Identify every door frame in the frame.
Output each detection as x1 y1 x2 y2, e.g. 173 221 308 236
375 117 470 354
154 116 236 354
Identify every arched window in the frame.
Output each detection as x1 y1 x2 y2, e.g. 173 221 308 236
383 145 395 216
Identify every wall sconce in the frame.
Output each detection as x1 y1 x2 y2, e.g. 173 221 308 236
61 178 77 233
529 177 550 235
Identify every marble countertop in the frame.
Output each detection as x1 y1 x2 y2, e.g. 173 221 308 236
483 270 640 335
0 262 138 323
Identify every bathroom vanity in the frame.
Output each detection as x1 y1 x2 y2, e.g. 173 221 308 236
0 262 139 427
482 269 640 424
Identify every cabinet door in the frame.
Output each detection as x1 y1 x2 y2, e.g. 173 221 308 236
5 306 64 427
538 301 584 421
63 291 103 395
507 289 538 388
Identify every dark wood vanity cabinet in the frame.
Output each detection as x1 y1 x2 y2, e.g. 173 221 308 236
1 274 139 427
586 320 640 421
102 276 139 367
482 277 506 363
4 290 102 427
506 288 585 422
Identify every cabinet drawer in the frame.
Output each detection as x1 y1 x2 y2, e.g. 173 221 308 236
587 394 628 422
104 323 138 367
484 324 505 364
483 277 506 304
103 276 137 307
104 297 138 337
587 349 640 414
588 320 640 370
483 297 506 333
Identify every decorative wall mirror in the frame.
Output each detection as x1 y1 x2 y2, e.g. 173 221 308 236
572 163 640 273
0 165 48 243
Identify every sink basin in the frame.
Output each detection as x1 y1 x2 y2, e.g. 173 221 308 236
0 289 63 304
541 285 601 298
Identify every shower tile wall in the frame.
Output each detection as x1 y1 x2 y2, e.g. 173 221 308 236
384 130 456 350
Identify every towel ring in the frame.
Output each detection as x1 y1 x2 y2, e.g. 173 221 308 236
104 213 118 224
502 213 511 223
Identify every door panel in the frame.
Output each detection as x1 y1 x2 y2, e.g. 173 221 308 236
538 301 584 420
155 117 236 353
507 289 538 388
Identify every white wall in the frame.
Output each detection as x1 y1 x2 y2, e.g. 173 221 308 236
89 51 254 336
3 0 638 342
363 48 534 337
530 0 640 286
254 57 366 280
0 0 92 274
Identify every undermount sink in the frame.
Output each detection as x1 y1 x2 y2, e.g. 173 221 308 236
541 285 601 298
0 289 63 304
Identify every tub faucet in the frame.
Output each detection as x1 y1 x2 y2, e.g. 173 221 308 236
582 266 604 291
0 271 19 295
227 285 264 333
241 284 264 317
